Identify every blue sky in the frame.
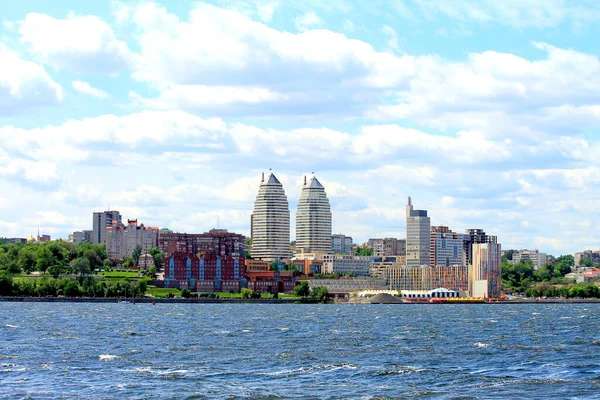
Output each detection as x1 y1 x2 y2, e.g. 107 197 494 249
1 0 600 255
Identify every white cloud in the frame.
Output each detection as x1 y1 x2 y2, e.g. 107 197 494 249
294 11 324 31
381 25 399 51
0 44 63 115
72 80 109 98
19 12 131 74
408 0 600 29
257 1 279 22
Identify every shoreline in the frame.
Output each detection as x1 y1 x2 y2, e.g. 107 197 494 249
2 297 600 304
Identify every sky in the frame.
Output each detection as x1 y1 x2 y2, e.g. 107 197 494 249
1 0 600 256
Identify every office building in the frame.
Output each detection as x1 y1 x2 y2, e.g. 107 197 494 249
430 226 465 267
321 254 374 277
406 197 431 267
295 175 333 254
69 230 93 245
251 171 292 261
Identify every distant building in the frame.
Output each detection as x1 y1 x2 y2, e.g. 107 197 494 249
309 279 387 296
158 229 245 258
290 258 324 275
106 219 159 260
251 171 292 261
138 254 155 270
406 197 431 267
322 254 374 277
368 238 406 257
575 250 600 267
69 230 92 245
430 226 465 268
370 256 406 279
295 175 333 254
0 237 27 244
92 210 122 244
332 234 353 255
38 234 51 242
512 249 547 270
470 242 502 298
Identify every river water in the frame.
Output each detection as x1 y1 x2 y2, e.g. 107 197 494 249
1 302 599 399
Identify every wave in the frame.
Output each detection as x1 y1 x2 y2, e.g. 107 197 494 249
474 342 490 348
99 354 119 361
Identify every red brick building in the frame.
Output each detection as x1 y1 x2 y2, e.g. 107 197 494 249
159 229 245 258
164 252 246 292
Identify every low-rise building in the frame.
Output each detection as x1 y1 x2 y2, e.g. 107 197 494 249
308 278 387 295
69 230 93 245
322 254 374 277
368 238 406 257
385 265 469 292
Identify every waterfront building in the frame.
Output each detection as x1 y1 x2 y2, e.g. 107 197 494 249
406 197 431 267
308 279 387 296
158 229 245 258
512 249 547 270
430 226 465 268
368 238 406 257
332 234 353 255
251 171 292 261
69 230 92 245
322 254 374 277
164 252 245 292
92 210 122 244
470 242 502 298
295 175 333 254
106 219 159 260
385 265 469 293
246 270 296 294
370 255 407 278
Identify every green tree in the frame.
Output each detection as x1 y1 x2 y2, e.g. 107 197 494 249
18 247 37 274
71 257 91 276
149 247 163 270
132 245 142 267
36 245 54 274
181 288 191 298
294 281 310 297
354 245 373 256
311 285 329 302
0 271 13 296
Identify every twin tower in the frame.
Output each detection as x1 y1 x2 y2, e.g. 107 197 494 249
251 171 332 260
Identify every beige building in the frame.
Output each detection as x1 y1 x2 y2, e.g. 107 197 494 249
251 172 292 261
106 219 159 260
512 249 547 270
469 242 502 298
295 175 333 254
369 238 406 257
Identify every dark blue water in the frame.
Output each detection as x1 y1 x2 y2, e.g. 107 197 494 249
1 303 600 399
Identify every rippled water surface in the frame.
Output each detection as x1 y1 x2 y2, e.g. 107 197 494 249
1 303 600 399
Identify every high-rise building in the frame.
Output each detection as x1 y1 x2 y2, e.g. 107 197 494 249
430 226 465 267
406 197 431 267
332 234 353 255
92 210 122 244
251 171 292 261
470 242 502 298
463 229 496 266
295 175 333 254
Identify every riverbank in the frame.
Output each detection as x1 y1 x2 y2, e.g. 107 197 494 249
0 296 320 304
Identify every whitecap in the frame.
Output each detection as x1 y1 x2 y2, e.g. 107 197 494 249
277 327 291 331
242 329 252 333
474 342 489 348
99 354 119 361
5 324 18 328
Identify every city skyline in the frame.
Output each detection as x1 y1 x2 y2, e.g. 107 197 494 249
1 1 600 255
